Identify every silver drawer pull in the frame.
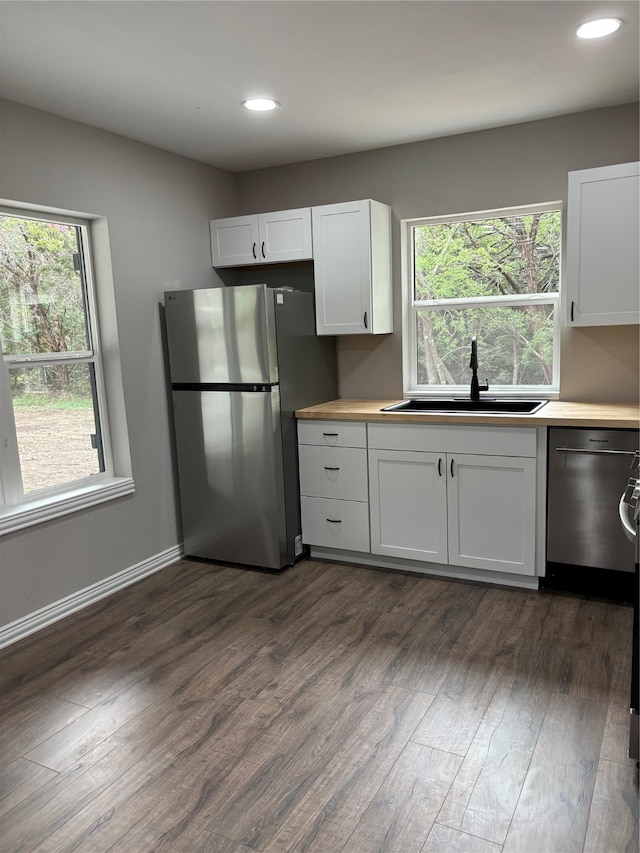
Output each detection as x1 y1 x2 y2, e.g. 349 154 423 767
326 518 342 523
555 447 637 456
324 466 340 471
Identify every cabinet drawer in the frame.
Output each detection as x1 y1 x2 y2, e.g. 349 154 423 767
298 420 367 448
299 446 368 501
300 497 370 552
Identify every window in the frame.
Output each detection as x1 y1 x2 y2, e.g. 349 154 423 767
0 205 133 533
402 203 561 397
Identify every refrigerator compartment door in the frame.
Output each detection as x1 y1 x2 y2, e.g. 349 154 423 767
172 388 287 568
165 285 277 385
301 496 370 552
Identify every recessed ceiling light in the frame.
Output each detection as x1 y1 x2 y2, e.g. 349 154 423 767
576 18 622 39
242 98 280 112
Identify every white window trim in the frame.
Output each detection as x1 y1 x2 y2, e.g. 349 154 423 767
0 200 134 535
0 477 135 536
401 201 562 399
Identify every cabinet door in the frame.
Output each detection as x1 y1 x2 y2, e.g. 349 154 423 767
368 449 448 562
447 454 536 575
210 215 260 267
567 162 640 326
259 208 312 263
312 200 373 335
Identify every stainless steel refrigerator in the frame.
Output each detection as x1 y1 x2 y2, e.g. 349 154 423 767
164 284 337 570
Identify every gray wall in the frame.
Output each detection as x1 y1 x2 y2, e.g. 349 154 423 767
0 100 237 627
238 104 640 402
1 99 638 630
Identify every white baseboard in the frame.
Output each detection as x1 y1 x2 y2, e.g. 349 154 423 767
0 544 184 650
310 547 540 590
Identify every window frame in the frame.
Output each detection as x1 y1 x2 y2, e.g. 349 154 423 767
0 202 134 535
401 201 562 399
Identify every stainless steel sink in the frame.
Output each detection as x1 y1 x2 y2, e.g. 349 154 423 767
381 399 548 414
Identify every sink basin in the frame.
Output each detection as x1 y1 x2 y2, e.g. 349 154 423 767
382 399 548 415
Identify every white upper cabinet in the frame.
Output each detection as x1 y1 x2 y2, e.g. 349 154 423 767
312 199 392 335
566 162 639 326
210 208 313 267
260 209 313 263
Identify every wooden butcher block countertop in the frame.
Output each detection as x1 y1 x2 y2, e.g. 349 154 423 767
296 399 640 429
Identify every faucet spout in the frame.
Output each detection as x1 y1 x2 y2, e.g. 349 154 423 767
469 336 489 401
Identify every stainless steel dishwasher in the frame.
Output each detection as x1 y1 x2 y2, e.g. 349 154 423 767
545 426 639 598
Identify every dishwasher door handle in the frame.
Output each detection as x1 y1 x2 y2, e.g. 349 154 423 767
555 447 638 456
618 492 637 541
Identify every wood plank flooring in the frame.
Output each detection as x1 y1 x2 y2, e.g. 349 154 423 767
0 558 637 853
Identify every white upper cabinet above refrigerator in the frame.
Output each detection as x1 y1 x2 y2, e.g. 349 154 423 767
210 208 313 267
566 161 639 326
312 199 393 335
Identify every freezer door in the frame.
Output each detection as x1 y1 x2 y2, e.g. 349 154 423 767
172 388 288 568
165 285 277 384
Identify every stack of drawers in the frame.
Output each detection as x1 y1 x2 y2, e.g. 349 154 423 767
298 420 369 552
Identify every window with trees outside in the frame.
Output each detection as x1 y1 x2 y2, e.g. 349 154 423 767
403 202 561 397
0 207 131 531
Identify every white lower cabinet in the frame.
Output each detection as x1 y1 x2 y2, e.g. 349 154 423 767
298 420 370 552
368 423 537 576
298 419 539 578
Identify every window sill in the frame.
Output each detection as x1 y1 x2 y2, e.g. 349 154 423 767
0 477 135 536
402 388 560 400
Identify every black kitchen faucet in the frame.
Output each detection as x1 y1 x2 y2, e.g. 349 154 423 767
469 336 489 401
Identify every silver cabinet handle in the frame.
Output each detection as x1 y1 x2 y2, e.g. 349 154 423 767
324 466 340 471
555 447 637 456
252 242 257 259
322 432 339 437
326 518 342 523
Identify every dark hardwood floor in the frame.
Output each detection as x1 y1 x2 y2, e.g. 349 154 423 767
0 558 637 852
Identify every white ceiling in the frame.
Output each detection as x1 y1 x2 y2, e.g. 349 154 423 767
1 1 638 173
